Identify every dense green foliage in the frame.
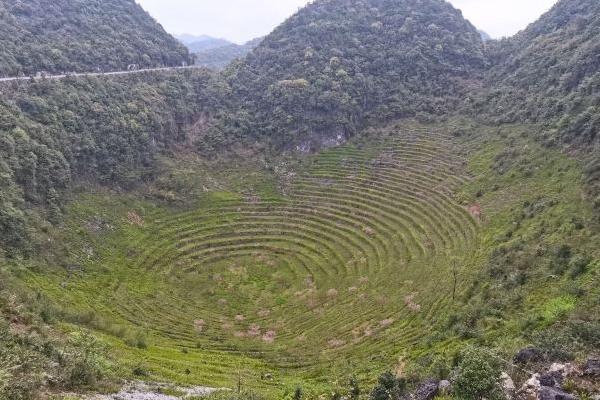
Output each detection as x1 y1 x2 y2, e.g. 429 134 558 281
453 347 503 400
195 38 262 70
369 372 407 400
1 0 600 398
219 0 486 149
476 0 600 147
0 0 190 76
0 70 227 255
471 0 600 220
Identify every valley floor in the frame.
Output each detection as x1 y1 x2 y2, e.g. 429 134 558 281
6 120 599 399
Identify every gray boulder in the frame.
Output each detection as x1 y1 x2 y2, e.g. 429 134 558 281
583 358 600 376
413 379 439 400
438 380 451 396
520 373 542 398
501 372 516 399
538 386 578 400
538 371 563 387
515 347 543 364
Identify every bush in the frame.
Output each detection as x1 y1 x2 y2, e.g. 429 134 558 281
293 387 303 400
569 254 591 279
453 346 504 400
0 330 44 400
370 371 407 400
132 365 149 377
531 329 574 362
65 331 106 388
570 320 600 348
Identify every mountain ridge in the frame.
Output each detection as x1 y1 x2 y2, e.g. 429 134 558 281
0 0 190 76
477 0 600 147
194 37 263 70
176 34 235 53
214 0 487 150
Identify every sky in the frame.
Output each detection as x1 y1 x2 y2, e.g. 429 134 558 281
136 0 558 44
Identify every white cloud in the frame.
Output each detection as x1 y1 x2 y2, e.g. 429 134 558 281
136 0 559 43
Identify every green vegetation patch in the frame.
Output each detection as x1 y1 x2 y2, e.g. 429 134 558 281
541 296 577 324
19 125 483 396
10 121 600 398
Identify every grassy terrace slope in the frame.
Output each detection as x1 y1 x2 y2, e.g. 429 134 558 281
23 125 481 394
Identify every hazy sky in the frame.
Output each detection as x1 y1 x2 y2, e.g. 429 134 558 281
136 0 558 44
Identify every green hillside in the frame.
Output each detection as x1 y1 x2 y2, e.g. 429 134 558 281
478 0 600 147
11 120 600 399
0 70 228 256
194 38 262 70
475 0 600 222
23 125 477 391
218 0 487 149
0 0 599 399
0 0 190 76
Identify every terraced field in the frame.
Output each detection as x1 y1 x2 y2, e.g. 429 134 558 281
29 126 482 391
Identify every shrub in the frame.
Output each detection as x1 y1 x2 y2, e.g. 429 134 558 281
554 244 572 261
570 320 600 348
293 387 303 400
453 346 503 400
349 376 360 399
569 254 591 279
65 331 106 388
132 365 149 377
531 329 574 362
370 371 407 400
125 331 147 349
0 321 44 400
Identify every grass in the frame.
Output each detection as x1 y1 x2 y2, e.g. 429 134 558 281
541 296 577 324
450 121 599 352
11 120 599 398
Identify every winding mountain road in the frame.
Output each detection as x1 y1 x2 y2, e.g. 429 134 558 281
0 65 204 84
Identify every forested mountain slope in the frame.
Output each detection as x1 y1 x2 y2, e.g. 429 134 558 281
195 37 263 70
477 0 600 147
0 70 225 255
0 0 191 76
218 0 487 149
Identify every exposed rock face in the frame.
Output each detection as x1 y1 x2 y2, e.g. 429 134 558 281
502 372 516 399
538 371 563 388
438 380 452 396
89 382 222 400
584 358 600 376
517 363 582 400
537 386 578 400
548 363 576 377
520 373 542 397
413 379 439 400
